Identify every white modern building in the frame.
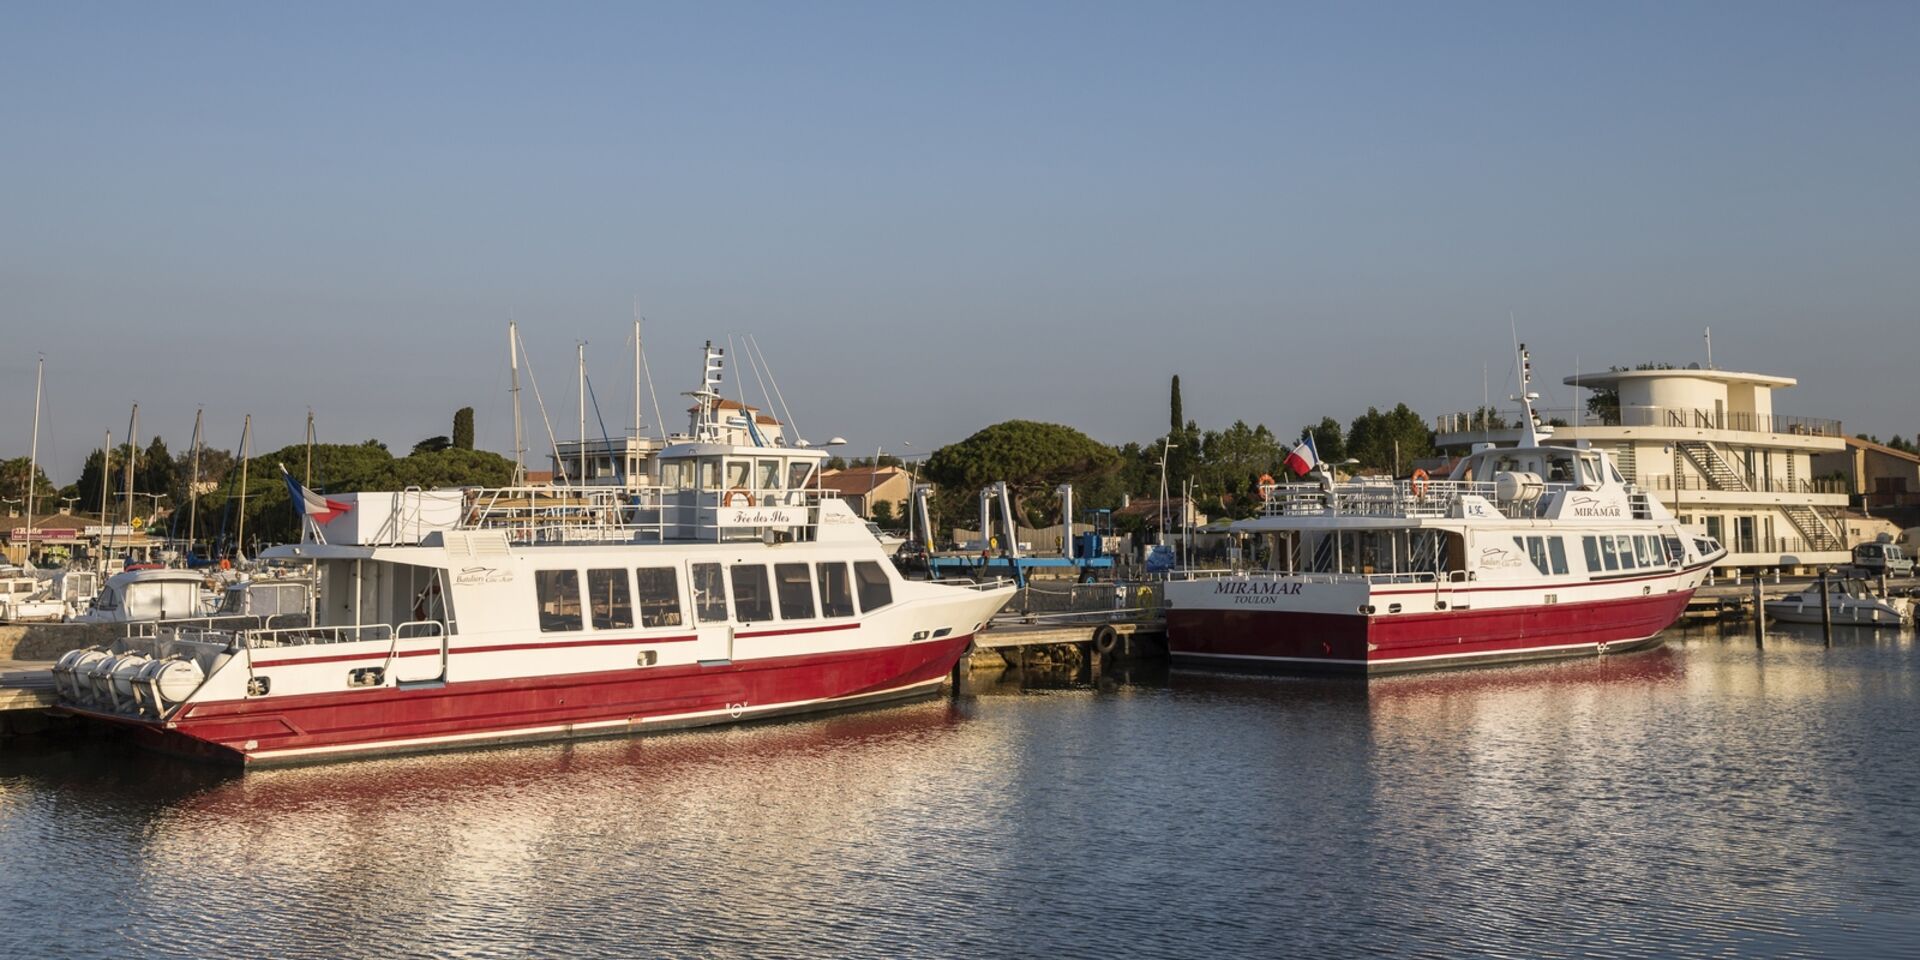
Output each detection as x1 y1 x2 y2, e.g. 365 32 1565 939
1438 365 1850 572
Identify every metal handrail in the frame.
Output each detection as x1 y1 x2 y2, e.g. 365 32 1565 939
457 484 839 545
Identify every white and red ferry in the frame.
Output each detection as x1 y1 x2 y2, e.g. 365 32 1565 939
1166 346 1726 674
53 344 1014 765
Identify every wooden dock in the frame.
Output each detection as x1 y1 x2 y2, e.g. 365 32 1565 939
0 660 58 735
973 618 1166 670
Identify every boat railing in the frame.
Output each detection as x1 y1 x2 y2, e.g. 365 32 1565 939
1179 570 1458 586
239 623 398 649
457 484 839 545
1256 479 1491 518
1255 478 1586 520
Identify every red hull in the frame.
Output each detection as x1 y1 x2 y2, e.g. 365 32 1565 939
1167 590 1695 673
65 635 973 765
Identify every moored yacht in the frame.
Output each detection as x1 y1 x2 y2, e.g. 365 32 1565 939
1166 346 1727 673
53 342 1015 764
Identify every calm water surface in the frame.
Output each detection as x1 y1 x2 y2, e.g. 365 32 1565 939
3 622 1917 959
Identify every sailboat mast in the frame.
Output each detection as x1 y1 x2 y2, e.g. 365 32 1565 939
24 356 42 559
124 404 139 529
305 410 315 489
577 342 587 485
187 407 203 559
645 312 652 437
509 321 526 484
99 430 112 525
234 414 252 561
633 313 642 438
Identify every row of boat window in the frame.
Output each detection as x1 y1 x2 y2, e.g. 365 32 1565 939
1510 534 1685 576
533 561 893 633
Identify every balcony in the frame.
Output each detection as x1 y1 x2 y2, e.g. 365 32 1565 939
1598 407 1844 437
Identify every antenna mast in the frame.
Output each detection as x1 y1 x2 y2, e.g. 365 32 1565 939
685 341 726 442
1514 343 1552 448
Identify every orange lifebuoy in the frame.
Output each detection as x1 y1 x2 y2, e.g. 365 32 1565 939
1411 468 1430 497
723 488 755 507
1256 473 1275 501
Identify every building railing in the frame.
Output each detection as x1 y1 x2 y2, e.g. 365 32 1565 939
1434 407 1843 438
1721 535 1848 557
1645 475 1849 495
1604 407 1845 437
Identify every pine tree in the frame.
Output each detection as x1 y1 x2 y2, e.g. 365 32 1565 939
453 407 476 451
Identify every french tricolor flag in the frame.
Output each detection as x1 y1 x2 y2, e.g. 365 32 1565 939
281 465 352 525
1283 434 1320 477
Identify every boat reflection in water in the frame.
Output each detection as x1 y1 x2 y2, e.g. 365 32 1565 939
4 620 1915 959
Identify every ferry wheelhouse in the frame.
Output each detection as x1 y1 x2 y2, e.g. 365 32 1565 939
53 345 1015 764
1166 347 1727 673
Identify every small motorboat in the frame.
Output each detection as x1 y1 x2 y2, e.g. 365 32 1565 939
1764 578 1914 627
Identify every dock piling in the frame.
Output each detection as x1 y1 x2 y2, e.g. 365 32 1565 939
1752 577 1764 647
1818 573 1833 646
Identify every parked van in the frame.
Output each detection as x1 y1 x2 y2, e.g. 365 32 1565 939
1850 542 1914 578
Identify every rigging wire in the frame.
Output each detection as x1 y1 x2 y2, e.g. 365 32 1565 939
514 326 571 485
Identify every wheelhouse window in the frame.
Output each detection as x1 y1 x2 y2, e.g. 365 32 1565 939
1663 536 1685 564
691 562 728 623
775 563 815 619
1597 537 1620 571
587 569 633 630
1633 536 1655 568
854 561 893 612
1614 535 1638 570
724 460 752 494
731 565 773 622
536 570 583 633
817 563 855 618
1582 536 1602 573
1548 537 1569 576
757 459 782 491
636 567 683 627
787 461 815 489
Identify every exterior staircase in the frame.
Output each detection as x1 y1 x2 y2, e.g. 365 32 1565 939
1675 440 1844 552
1675 440 1748 491
1783 504 1846 552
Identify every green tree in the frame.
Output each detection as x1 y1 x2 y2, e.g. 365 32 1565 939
73 445 135 518
1345 404 1432 474
172 446 235 504
923 420 1119 525
1166 375 1195 488
138 437 178 506
1195 420 1284 517
870 499 898 529
453 407 476 451
0 457 55 507
412 436 453 455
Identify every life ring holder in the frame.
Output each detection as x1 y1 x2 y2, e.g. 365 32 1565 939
1410 468 1430 499
723 488 756 508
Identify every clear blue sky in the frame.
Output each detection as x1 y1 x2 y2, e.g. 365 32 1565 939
5 1 1917 482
